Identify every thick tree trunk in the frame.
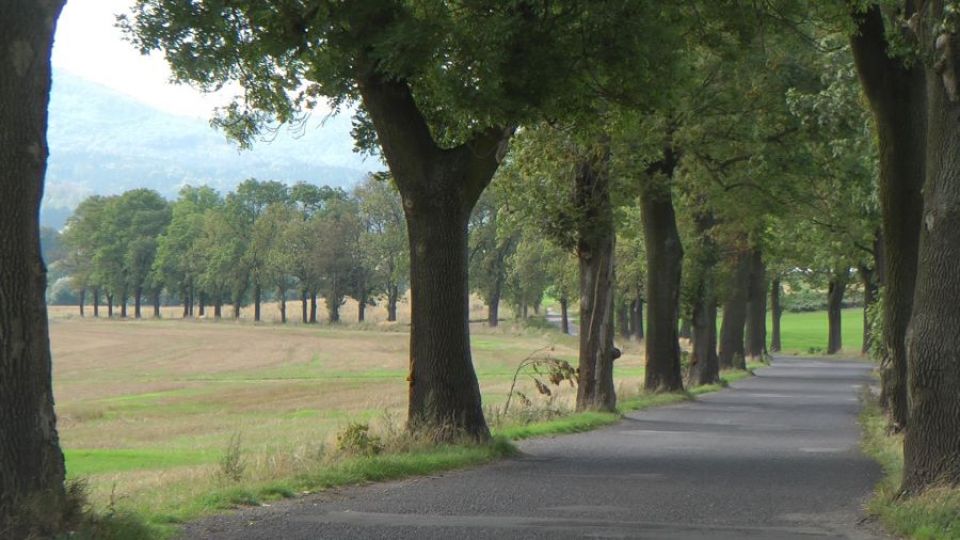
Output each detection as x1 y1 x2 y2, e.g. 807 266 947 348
107 294 114 318
574 153 617 412
487 288 500 327
903 4 960 490
0 1 67 530
719 251 749 370
79 287 85 317
358 299 365 322
358 72 509 439
826 273 846 355
560 296 570 335
850 3 925 430
309 292 317 323
134 285 143 319
687 210 719 387
770 278 782 353
93 286 100 318
641 153 684 392
253 283 261 322
387 285 399 322
744 247 767 360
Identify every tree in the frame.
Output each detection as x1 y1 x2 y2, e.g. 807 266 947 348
0 0 67 531
469 187 516 327
356 175 409 322
123 0 681 439
62 196 109 317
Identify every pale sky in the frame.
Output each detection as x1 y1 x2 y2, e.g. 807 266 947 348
52 0 231 119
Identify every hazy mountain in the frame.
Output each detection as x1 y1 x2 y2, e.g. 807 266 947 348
42 71 374 228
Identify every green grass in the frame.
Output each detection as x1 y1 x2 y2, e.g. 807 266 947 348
860 395 960 539
65 449 217 476
773 308 864 355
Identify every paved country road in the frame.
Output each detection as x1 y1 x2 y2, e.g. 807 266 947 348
180 357 885 539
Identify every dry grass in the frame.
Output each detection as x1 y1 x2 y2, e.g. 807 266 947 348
48 300 645 511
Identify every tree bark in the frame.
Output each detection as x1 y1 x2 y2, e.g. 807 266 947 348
859 262 879 356
719 250 749 370
632 297 644 340
279 287 287 324
641 149 684 392
309 292 317 323
358 299 365 322
134 285 143 319
826 273 846 355
152 292 161 318
359 72 507 439
93 286 100 318
301 289 308 323
107 293 114 318
850 2 925 430
560 296 570 335
387 285 399 322
78 287 85 317
770 277 782 353
253 283 261 322
487 287 500 327
574 152 617 412
744 246 767 360
181 286 189 318
120 287 128 318
0 0 67 530
902 1 960 491
687 210 720 387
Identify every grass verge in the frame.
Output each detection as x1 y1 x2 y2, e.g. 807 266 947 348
71 365 760 539
860 394 960 539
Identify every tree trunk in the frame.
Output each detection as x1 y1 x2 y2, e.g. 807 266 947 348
301 289 308 323
309 292 317 323
358 299 365 322
719 250 749 370
232 299 241 320
560 296 570 335
0 1 68 530
358 71 510 439
617 301 631 339
107 294 114 318
770 278 782 353
253 283 261 322
187 284 194 317
79 287 85 317
387 285 399 322
487 288 500 327
744 246 767 360
826 273 846 355
120 287 127 318
688 209 719 387
182 287 189 318
859 262 879 356
214 293 222 319
632 297 644 340
279 287 287 324
850 3 924 430
641 151 684 392
152 292 161 318
93 286 100 318
328 292 341 323
574 152 617 412
134 285 143 319
404 197 488 436
902 2 960 491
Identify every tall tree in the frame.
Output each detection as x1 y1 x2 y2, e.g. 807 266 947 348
356 175 409 322
124 0 679 439
0 0 67 532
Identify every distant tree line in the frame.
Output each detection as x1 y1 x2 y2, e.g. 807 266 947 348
57 176 410 324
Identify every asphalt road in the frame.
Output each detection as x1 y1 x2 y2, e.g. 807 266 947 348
180 357 884 539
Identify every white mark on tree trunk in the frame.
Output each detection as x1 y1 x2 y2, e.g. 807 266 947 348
9 41 34 77
925 211 936 231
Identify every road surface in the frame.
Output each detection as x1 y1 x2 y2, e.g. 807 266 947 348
180 357 884 539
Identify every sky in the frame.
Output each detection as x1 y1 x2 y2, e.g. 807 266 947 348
52 0 231 119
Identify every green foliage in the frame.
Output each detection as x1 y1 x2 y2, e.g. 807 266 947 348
217 433 246 484
336 423 385 457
